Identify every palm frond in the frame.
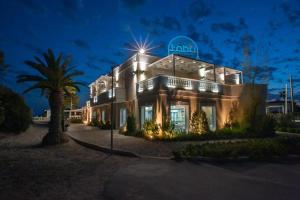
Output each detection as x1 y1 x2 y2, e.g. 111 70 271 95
17 75 46 83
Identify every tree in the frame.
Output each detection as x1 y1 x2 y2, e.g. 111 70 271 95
190 111 209 134
240 36 270 133
17 49 84 145
63 86 79 110
0 50 9 80
241 35 271 85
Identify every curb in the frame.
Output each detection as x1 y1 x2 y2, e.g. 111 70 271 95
176 155 300 163
67 134 139 158
67 133 174 159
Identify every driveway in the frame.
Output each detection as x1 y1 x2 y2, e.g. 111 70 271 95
104 159 300 200
1 124 300 200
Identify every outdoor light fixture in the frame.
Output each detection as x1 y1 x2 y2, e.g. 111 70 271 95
139 48 145 54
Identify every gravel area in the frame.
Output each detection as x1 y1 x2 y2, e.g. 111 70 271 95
0 124 136 200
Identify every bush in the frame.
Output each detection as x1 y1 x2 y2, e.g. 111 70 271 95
175 137 300 160
143 120 160 139
0 85 32 133
274 113 295 128
89 118 100 127
255 114 276 137
190 111 209 134
126 114 136 134
70 118 82 123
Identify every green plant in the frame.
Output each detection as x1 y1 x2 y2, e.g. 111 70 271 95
254 114 276 137
0 85 32 133
190 111 209 134
224 101 240 128
174 137 300 160
70 118 82 123
274 113 295 128
17 49 84 145
143 120 160 139
126 114 136 134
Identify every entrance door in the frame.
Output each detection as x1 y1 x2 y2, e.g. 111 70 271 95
170 105 188 131
201 106 216 131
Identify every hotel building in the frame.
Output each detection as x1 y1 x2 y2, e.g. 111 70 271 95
82 51 266 131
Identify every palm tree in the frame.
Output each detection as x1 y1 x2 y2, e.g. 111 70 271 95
17 49 84 145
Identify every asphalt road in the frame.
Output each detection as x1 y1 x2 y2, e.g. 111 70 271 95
104 159 300 200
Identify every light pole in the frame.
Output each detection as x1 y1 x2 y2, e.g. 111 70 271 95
110 66 114 154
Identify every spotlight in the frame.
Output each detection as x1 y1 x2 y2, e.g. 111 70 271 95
139 48 145 54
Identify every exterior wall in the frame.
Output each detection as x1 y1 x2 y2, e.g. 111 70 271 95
84 53 267 131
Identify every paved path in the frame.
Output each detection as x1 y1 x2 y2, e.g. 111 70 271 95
67 124 248 158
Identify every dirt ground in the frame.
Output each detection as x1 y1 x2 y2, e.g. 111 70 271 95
0 124 136 200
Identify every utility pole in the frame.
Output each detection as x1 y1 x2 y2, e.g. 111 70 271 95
290 75 294 113
110 66 114 154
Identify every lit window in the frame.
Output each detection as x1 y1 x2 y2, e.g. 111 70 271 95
199 82 206 92
93 96 98 103
147 79 153 90
120 108 127 127
141 105 153 127
101 110 105 123
108 88 115 98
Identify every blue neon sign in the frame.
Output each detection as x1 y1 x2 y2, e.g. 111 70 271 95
168 36 199 59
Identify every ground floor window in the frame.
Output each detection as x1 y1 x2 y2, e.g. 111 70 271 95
120 108 127 127
92 111 97 119
170 105 188 131
101 110 105 123
201 106 216 131
141 105 153 127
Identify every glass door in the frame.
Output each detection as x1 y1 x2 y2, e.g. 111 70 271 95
170 105 187 131
201 106 216 131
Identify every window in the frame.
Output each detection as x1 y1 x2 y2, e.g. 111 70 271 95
170 105 188 131
101 110 105 123
201 106 216 131
141 105 153 127
120 108 127 127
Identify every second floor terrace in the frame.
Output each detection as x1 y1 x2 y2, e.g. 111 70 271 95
89 53 243 105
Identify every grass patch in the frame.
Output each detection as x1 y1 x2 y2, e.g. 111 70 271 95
174 136 300 161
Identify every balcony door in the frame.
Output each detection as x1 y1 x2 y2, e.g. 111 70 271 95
170 105 189 131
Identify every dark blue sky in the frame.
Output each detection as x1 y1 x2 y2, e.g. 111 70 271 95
0 0 299 115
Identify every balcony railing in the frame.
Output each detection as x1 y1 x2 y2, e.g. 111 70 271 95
137 75 222 94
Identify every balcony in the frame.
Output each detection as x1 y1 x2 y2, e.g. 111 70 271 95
137 75 222 94
90 87 125 106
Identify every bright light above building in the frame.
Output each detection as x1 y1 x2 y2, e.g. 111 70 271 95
139 48 145 54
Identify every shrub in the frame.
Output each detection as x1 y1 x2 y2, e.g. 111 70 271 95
255 114 276 137
161 117 177 139
274 113 295 128
190 111 209 134
143 120 160 139
90 118 100 127
0 85 32 133
70 118 82 123
126 114 136 134
175 137 300 160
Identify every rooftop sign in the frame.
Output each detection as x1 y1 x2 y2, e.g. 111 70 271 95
168 35 199 59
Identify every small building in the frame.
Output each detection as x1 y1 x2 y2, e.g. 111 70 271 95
83 51 267 131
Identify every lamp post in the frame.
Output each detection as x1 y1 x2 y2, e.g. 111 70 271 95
110 66 114 154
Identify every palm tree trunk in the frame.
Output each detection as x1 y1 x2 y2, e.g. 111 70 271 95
43 90 65 145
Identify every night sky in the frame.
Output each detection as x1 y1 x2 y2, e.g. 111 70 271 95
0 0 299 115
